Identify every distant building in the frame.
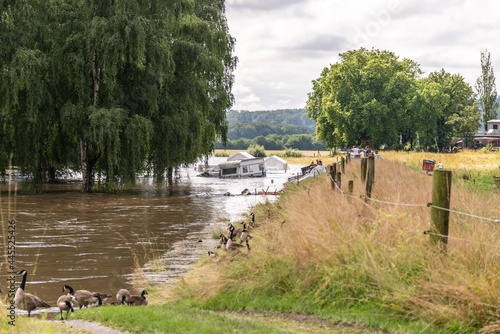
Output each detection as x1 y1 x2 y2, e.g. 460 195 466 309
475 119 500 149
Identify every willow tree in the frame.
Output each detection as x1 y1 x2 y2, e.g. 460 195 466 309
0 0 235 191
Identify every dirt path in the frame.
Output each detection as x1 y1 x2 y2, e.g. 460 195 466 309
58 320 130 334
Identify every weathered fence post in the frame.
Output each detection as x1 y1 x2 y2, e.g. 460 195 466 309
361 157 367 182
348 180 353 195
330 164 337 189
429 170 452 253
336 172 341 191
365 155 375 200
341 157 345 174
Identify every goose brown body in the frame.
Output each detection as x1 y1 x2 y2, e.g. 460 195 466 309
15 270 50 317
56 292 75 320
63 285 98 309
116 289 131 305
128 290 148 306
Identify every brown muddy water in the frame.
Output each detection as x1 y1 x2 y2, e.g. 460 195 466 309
0 162 304 317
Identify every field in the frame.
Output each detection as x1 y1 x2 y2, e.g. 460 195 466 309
216 148 500 190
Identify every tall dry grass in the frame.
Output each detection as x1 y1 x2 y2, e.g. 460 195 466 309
169 157 500 331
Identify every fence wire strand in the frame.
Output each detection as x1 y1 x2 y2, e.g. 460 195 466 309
423 231 500 250
328 172 499 223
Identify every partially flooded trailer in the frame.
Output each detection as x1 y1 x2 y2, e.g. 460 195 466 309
219 158 266 178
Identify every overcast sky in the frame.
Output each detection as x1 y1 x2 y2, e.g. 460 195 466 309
225 0 500 111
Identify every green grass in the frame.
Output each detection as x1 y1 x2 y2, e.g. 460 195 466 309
175 275 476 334
72 303 384 334
72 304 293 334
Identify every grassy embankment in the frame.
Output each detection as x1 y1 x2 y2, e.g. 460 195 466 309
71 151 499 333
8 150 498 333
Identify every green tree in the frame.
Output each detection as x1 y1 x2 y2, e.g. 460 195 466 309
307 48 421 149
426 70 480 150
476 50 499 130
0 0 236 191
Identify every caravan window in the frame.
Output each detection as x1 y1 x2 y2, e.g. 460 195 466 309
259 163 264 171
242 166 248 173
222 168 237 175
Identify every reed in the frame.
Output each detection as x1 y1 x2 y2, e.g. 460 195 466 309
168 157 500 332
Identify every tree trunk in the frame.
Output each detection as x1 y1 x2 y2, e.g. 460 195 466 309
80 138 93 192
167 166 173 188
80 49 100 193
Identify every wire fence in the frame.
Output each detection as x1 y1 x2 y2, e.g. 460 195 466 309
328 167 500 250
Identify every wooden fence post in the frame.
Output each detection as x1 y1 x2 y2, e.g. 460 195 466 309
336 172 341 191
348 180 353 195
330 164 337 189
365 155 375 200
429 170 452 253
341 157 345 174
361 157 367 182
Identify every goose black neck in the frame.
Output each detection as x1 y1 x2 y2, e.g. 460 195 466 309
19 271 27 291
251 213 254 222
64 285 74 295
141 291 146 299
97 295 102 305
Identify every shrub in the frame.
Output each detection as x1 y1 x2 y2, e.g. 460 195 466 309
214 151 229 157
282 147 303 157
248 144 266 157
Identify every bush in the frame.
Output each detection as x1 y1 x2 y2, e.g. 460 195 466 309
282 147 303 157
213 151 229 157
248 144 266 157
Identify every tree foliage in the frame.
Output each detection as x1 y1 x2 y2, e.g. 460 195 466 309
0 0 236 191
307 48 480 151
476 49 499 130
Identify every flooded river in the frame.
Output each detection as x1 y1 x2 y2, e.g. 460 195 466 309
0 162 303 316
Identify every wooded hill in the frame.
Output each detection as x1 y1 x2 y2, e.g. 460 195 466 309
215 109 326 151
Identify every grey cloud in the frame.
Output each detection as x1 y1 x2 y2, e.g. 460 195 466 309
297 34 349 52
282 34 349 59
392 0 453 21
228 0 308 11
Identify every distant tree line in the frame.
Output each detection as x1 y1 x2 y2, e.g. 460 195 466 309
227 121 314 140
227 109 316 127
215 134 326 151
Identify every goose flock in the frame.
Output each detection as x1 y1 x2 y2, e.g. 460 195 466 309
12 269 148 320
212 212 261 257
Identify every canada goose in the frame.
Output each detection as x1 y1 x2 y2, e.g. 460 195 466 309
247 213 261 228
87 295 103 308
15 270 50 317
227 223 243 239
56 292 76 320
239 223 252 243
92 292 111 303
207 251 216 257
128 290 148 306
116 289 131 305
226 235 244 251
62 285 98 309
